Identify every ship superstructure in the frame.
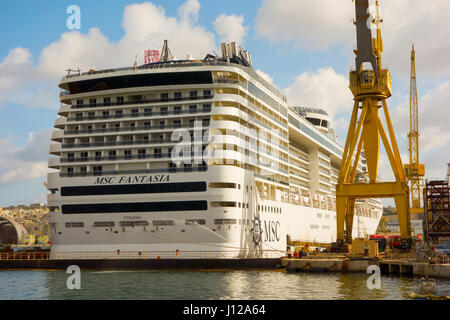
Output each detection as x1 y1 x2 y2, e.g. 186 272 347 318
47 41 382 259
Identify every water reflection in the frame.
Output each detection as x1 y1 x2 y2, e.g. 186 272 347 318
1 270 449 300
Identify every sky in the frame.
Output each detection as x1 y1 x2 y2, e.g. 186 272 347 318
0 0 449 206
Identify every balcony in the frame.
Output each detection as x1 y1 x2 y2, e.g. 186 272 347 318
48 157 60 169
69 94 214 110
59 165 208 177
59 152 204 163
66 106 212 122
49 143 62 155
57 104 71 116
54 117 66 128
63 121 210 136
51 130 63 142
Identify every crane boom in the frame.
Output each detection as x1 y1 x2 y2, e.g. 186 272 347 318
405 45 425 213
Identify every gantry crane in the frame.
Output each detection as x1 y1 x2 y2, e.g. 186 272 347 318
335 0 412 249
404 45 425 215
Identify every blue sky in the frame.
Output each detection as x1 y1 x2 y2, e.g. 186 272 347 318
0 0 449 206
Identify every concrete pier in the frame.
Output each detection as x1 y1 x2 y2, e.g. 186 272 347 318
282 257 374 273
283 257 450 279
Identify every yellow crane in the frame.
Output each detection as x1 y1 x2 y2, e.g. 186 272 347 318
404 45 425 214
335 0 412 249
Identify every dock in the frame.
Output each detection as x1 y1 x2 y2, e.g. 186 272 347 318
282 257 450 278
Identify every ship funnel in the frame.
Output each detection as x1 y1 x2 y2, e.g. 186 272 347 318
160 40 173 61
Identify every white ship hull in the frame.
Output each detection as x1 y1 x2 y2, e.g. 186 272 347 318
49 166 381 259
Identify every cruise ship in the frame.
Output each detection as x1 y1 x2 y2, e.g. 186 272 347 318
47 41 382 259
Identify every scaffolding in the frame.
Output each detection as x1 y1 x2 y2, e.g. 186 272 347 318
424 180 450 241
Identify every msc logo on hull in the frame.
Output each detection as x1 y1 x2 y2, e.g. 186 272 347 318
263 221 281 242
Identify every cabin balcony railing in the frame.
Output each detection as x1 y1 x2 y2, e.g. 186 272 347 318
60 152 205 163
66 107 212 122
59 165 208 177
70 95 214 109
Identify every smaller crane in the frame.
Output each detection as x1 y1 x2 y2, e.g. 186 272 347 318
404 45 425 214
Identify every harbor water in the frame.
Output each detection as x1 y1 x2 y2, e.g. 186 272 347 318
1 270 450 300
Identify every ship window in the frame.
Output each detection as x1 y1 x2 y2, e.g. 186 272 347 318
174 106 182 114
305 117 321 126
238 203 241 208
185 219 206 225
210 201 236 208
144 108 152 115
93 221 115 227
203 104 212 112
65 222 84 228
321 120 328 128
189 105 197 113
61 182 207 196
203 90 211 97
93 166 102 172
189 91 197 99
174 92 182 101
202 119 210 126
89 98 96 106
124 150 132 159
104 97 111 106
80 167 87 173
161 106 168 115
116 96 124 104
161 93 169 102
138 149 146 159
131 109 139 116
68 72 213 94
214 219 237 225
119 221 149 227
152 220 174 226
67 167 74 173
208 182 236 188
76 99 83 106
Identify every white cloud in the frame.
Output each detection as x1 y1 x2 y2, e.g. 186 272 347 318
0 129 52 185
178 0 201 24
213 14 248 44
255 0 353 50
255 0 450 76
38 1 216 78
0 48 35 92
283 67 352 118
